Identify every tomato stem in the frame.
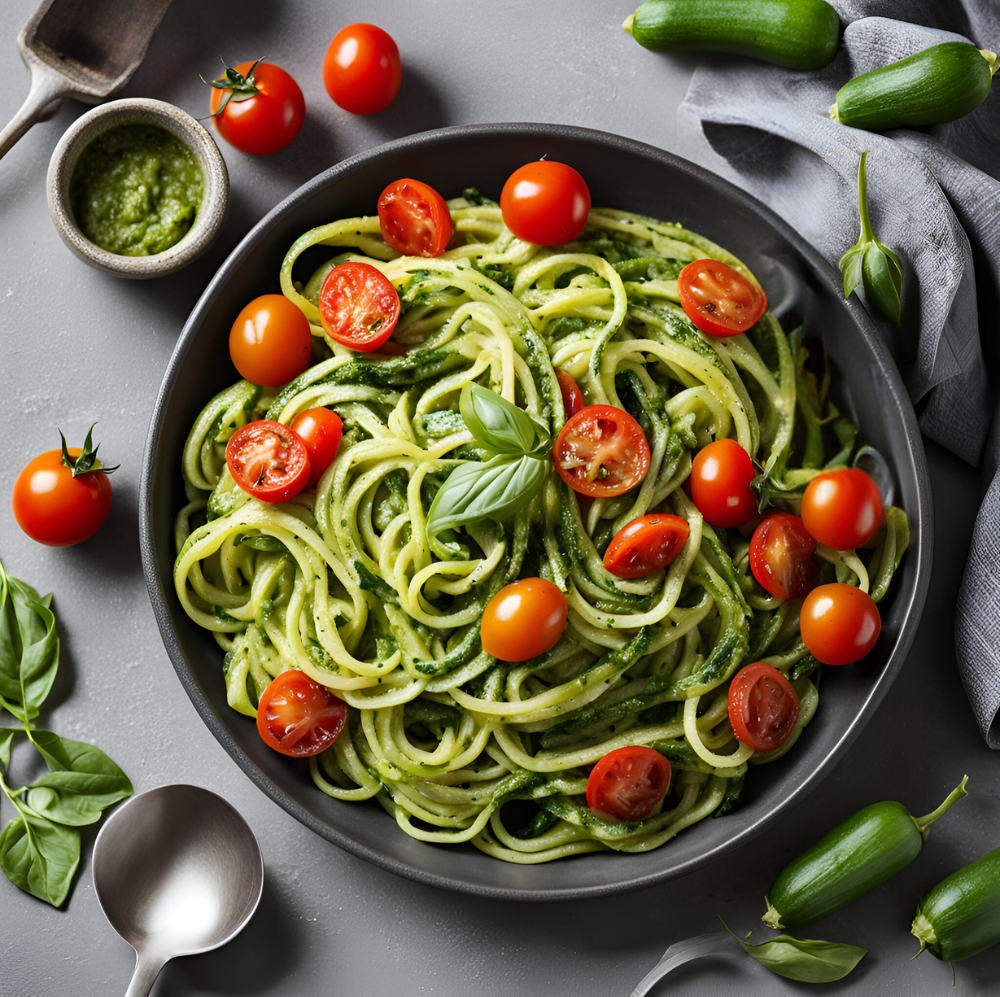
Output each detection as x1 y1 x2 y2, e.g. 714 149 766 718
202 57 265 117
59 423 118 478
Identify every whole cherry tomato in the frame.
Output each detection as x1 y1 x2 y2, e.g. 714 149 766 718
323 23 402 115
801 468 884 551
677 259 767 337
290 408 343 488
500 161 590 245
229 294 312 387
800 583 881 665
749 512 817 600
317 262 401 352
256 670 348 757
226 420 310 504
689 438 757 529
377 178 453 258
603 514 690 579
728 662 800 751
586 746 671 822
480 578 567 662
209 60 305 155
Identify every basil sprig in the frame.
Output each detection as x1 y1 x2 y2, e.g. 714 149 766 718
839 151 903 326
426 384 551 559
0 558 132 907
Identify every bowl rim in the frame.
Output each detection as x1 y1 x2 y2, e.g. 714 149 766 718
46 97 229 278
139 121 933 901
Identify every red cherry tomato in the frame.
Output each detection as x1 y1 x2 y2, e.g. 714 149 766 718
290 408 343 488
749 512 817 600
480 578 567 662
12 445 112 547
209 61 305 155
603 514 690 579
555 370 585 419
552 405 651 499
377 178 453 258
323 23 401 115
229 294 312 387
690 438 757 529
800 583 881 665
728 662 800 752
500 161 591 246
801 468 884 551
256 670 348 757
677 259 767 337
226 420 310 504
586 746 671 822
317 262 401 352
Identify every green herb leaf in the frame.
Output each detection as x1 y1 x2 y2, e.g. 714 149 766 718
23 730 133 827
839 151 903 326
0 561 59 724
459 383 549 455
0 728 16 769
233 533 289 553
426 454 548 559
0 807 80 907
720 918 866 983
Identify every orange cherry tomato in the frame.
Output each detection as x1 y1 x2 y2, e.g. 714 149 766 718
677 259 767 337
603 514 690 579
318 262 401 352
749 512 817 600
12 444 112 547
586 746 671 822
500 161 590 246
229 294 312 387
690 438 757 529
377 178 453 258
728 662 800 751
480 578 567 662
209 61 305 156
226 420 310 504
290 408 343 488
800 583 881 665
801 468 884 551
552 405 651 499
323 23 401 115
555 370 585 419
256 670 348 757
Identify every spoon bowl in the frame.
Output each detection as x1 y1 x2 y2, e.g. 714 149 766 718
93 784 263 997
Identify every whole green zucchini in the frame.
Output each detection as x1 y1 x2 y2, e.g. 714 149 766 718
763 777 968 931
832 42 999 130
912 846 1000 962
623 0 841 70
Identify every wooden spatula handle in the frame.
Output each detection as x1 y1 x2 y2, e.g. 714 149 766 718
0 62 68 162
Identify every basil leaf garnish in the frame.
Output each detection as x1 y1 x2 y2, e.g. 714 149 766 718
0 562 59 723
459 383 550 455
0 728 16 769
0 806 80 908
839 150 903 326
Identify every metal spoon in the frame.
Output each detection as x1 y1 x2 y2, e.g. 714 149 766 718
92 784 264 997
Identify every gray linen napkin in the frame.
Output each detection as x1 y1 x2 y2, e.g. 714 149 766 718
677 1 1000 743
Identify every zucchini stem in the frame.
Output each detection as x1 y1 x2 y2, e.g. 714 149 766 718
623 13 635 33
910 913 936 957
981 49 1000 77
911 775 969 840
762 898 783 930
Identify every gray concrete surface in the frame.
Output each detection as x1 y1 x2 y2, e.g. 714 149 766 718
0 1 996 994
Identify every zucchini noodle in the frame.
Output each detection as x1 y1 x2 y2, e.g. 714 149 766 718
174 190 909 863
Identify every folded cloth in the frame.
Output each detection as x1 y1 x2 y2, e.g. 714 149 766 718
677 1 1000 743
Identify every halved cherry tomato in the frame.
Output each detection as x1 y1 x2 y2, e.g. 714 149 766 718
728 662 800 751
229 294 312 387
586 746 671 822
677 259 767 337
226 420 310 504
12 432 114 547
323 23 401 116
318 261 400 352
377 178 453 257
290 408 343 488
800 583 881 665
555 370 585 419
552 405 651 499
480 578 567 662
500 161 591 246
690 438 757 529
209 60 305 156
749 512 817 600
256 670 348 757
603 514 690 579
801 468 884 551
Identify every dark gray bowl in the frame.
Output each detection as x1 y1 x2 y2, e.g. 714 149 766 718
139 123 931 901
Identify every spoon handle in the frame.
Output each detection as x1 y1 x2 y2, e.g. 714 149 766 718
0 62 67 163
124 954 166 997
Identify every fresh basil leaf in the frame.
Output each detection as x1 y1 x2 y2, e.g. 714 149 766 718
0 561 59 723
24 730 133 827
459 383 549 455
720 919 866 983
426 454 547 559
839 242 864 299
0 728 16 769
0 809 80 907
234 533 289 553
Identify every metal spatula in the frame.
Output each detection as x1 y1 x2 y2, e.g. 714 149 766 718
0 0 173 162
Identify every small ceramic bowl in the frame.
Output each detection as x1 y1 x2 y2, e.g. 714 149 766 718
46 97 229 279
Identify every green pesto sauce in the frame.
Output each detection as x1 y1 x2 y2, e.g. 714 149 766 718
69 124 204 256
